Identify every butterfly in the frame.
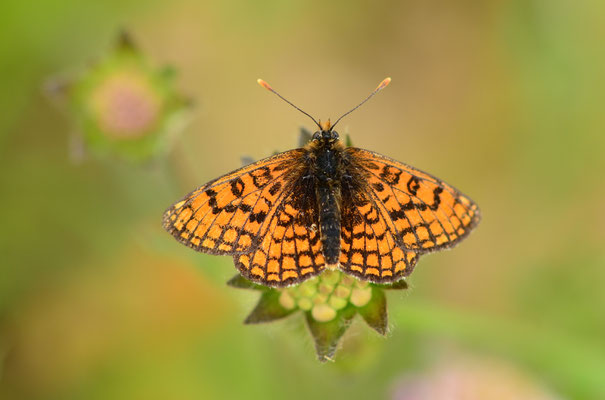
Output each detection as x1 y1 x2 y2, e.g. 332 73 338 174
163 78 480 287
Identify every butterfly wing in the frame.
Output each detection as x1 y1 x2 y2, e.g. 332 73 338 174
346 147 481 253
339 180 419 283
163 149 306 255
234 176 326 287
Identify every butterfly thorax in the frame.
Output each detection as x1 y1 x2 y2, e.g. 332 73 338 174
307 131 345 181
305 130 348 267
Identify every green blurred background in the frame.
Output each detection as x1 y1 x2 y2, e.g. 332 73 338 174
1 0 604 399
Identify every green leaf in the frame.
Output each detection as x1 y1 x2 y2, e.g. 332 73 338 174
159 66 178 81
226 274 264 290
375 279 408 290
116 29 138 53
240 156 255 166
298 126 313 146
358 287 388 335
305 305 357 362
244 290 296 324
345 133 353 147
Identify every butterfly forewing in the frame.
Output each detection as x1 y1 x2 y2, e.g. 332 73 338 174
163 149 306 255
346 148 480 253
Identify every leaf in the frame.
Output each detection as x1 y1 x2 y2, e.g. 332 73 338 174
298 127 313 146
305 306 357 362
116 29 138 52
244 290 296 324
345 133 353 147
226 274 264 290
358 287 388 335
240 156 256 166
375 279 408 290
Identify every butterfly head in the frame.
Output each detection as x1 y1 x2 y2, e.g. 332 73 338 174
313 119 340 143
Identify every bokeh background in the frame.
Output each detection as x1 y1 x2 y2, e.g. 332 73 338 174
1 0 604 399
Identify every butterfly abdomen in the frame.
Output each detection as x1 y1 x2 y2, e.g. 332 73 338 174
311 141 347 266
316 184 341 265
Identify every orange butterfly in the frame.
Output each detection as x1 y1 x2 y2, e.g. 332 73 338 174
163 78 480 287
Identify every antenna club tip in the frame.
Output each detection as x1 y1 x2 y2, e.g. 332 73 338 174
377 77 391 90
257 79 272 91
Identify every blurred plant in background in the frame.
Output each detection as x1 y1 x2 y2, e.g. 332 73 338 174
47 31 192 162
391 355 561 400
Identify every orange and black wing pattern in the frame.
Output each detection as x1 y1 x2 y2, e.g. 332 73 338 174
346 147 481 254
234 176 326 286
162 149 306 257
339 181 419 283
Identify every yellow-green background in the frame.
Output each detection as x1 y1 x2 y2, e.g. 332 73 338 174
1 0 604 399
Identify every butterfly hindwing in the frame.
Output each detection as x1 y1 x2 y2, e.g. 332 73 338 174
234 177 326 286
346 147 480 253
340 178 419 282
162 149 306 255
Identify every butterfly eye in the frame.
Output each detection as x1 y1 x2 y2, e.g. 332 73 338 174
312 132 320 140
332 131 339 140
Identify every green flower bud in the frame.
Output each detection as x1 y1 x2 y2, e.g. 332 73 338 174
297 297 313 311
312 303 337 322
340 274 356 287
320 269 341 286
333 285 351 299
328 295 348 310
312 293 329 305
318 282 335 295
298 278 318 297
48 31 191 162
350 287 373 307
278 291 296 310
355 279 370 289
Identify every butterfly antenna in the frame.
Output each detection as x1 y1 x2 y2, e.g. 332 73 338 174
331 77 391 130
257 79 322 130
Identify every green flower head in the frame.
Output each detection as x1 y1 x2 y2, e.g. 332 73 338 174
48 31 192 162
228 262 407 362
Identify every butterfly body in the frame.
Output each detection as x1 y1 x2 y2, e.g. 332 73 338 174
305 128 346 267
164 123 480 287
